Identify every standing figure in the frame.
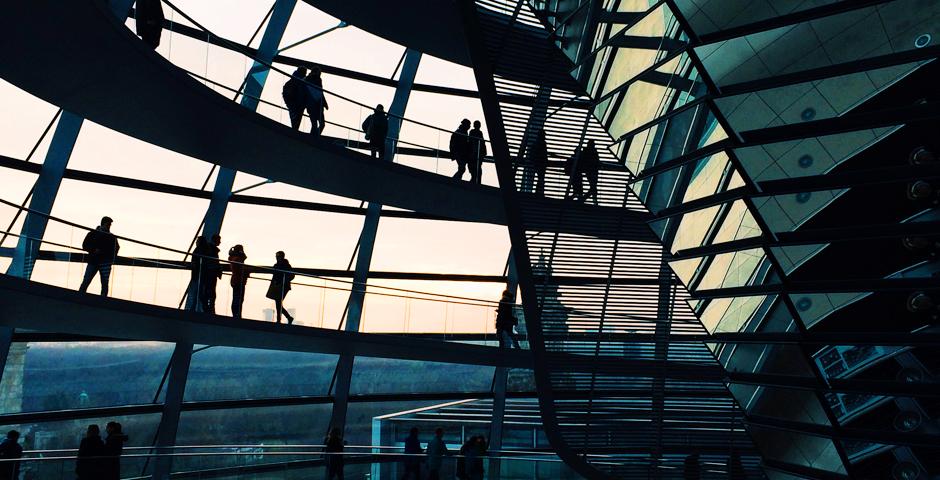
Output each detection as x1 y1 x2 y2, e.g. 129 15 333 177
0 430 22 480
228 245 249 319
135 0 165 49
282 66 309 130
456 436 475 480
79 216 120 296
683 452 701 480
191 235 222 313
266 251 295 324
324 427 345 480
468 120 487 184
580 139 600 204
728 449 747 479
363 104 389 160
76 424 104 480
468 436 487 480
401 427 422 480
450 119 471 180
425 428 448 480
305 67 328 137
528 129 549 195
495 290 520 349
102 422 127 480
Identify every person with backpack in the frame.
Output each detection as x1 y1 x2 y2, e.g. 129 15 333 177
266 251 295 324
566 139 600 203
282 66 308 130
495 290 520 349
362 104 389 160
450 119 471 180
228 244 249 319
190 234 222 313
79 216 120 296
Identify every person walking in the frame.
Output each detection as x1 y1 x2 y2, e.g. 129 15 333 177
495 290 520 349
528 129 549 195
362 104 389 160
425 428 448 480
580 139 600 204
102 422 127 480
305 67 328 137
282 66 309 130
0 431 22 480
324 427 345 480
400 427 422 480
76 424 104 480
450 119 471 180
468 120 487 184
135 0 165 49
266 251 295 324
228 245 249 318
191 234 222 313
79 216 120 296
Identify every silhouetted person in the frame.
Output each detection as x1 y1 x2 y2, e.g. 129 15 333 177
305 67 328 137
363 104 389 160
135 0 164 49
468 120 487 185
228 245 249 318
528 129 549 195
456 436 474 480
401 427 422 480
0 430 22 480
468 436 487 480
450 119 471 180
267 251 295 324
426 427 448 480
191 234 222 313
282 66 309 130
103 422 127 480
79 216 120 296
683 452 701 480
728 449 747 479
76 424 104 480
568 139 600 204
495 290 520 349
324 427 345 480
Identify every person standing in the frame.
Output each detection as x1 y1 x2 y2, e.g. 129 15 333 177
135 0 165 49
456 436 474 480
305 67 328 137
0 430 22 480
228 245 249 319
79 216 120 296
401 427 422 480
450 119 471 180
76 424 104 480
468 436 487 480
495 290 520 349
102 422 127 480
468 120 487 184
579 139 600 204
266 251 295 324
324 427 345 480
282 66 309 130
192 234 222 314
363 104 389 160
528 129 549 195
425 428 448 480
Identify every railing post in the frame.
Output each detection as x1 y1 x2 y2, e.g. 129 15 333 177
152 3 296 478
329 49 422 433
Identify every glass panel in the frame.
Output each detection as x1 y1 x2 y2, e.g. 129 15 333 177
745 425 846 474
752 189 847 233
2 341 173 414
350 358 495 395
183 347 338 401
789 292 870 328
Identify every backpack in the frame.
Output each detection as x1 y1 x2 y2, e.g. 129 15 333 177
362 115 374 140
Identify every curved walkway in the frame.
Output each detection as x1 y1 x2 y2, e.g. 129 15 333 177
0 274 531 368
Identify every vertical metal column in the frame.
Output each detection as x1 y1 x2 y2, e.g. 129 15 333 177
0 0 135 389
329 49 422 433
152 3 296 478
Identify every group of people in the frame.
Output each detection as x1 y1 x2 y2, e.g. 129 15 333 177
188 234 297 324
524 129 600 203
402 428 490 480
449 119 488 184
283 66 329 138
76 423 128 480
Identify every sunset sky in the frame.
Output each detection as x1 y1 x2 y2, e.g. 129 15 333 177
0 0 511 333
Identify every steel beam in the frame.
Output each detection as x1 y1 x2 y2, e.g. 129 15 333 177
329 49 423 435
